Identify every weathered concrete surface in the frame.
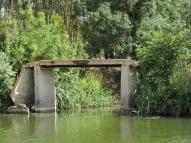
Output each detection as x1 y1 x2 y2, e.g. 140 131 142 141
26 59 137 68
10 67 34 107
120 65 130 111
120 65 137 112
10 59 137 113
34 66 56 112
129 66 137 98
7 104 29 114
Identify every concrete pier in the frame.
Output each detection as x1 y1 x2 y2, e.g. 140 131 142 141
120 65 130 111
10 68 34 107
10 59 137 113
120 65 137 112
34 66 56 112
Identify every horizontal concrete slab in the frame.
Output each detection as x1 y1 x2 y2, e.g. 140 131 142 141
26 59 137 68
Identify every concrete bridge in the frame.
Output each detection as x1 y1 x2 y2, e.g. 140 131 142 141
10 59 137 112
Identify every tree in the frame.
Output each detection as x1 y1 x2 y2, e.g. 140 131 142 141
3 9 73 71
82 2 132 58
0 52 15 108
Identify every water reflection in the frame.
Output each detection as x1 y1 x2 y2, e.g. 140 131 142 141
0 113 57 143
120 117 130 139
0 110 191 143
30 113 57 136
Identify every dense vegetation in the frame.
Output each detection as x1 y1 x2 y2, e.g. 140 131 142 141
0 8 113 110
0 52 15 109
0 0 191 116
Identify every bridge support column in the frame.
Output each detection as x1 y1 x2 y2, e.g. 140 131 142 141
120 65 136 112
10 67 34 107
34 66 56 112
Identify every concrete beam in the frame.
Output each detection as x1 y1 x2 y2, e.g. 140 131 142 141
26 59 137 68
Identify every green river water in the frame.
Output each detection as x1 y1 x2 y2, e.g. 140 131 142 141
0 109 191 143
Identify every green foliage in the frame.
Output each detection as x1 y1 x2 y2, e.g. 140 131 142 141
137 29 191 116
0 32 6 52
0 1 191 116
165 66 191 116
0 52 15 108
134 0 191 116
137 64 191 116
56 70 113 110
0 9 113 110
3 9 71 71
138 31 183 89
2 8 88 71
83 2 132 58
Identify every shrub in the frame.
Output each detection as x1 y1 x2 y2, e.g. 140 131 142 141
0 9 114 110
4 9 72 72
136 30 185 115
165 66 191 116
56 69 113 110
0 52 15 108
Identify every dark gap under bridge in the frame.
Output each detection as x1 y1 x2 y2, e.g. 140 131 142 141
10 59 137 112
